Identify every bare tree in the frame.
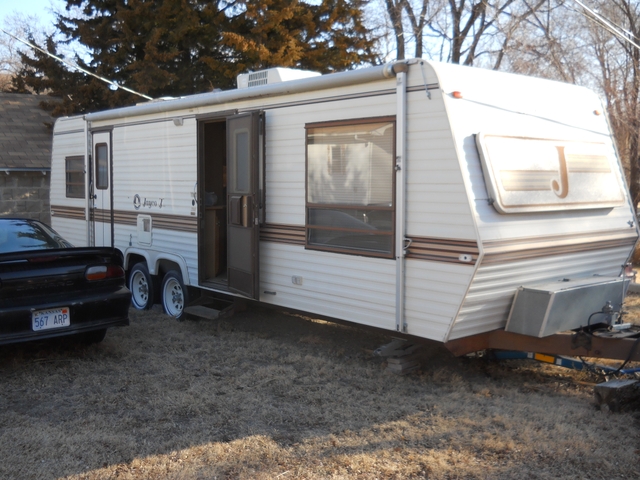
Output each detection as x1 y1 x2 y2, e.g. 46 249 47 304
425 1 551 65
376 0 550 67
582 1 640 206
404 0 440 58
377 0 442 60
385 0 407 59
1 13 54 92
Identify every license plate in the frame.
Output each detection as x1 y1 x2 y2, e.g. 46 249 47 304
32 308 70 331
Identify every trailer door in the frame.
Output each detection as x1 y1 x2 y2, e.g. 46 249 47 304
91 130 113 247
226 112 261 299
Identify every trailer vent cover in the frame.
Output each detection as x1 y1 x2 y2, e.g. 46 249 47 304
237 68 321 89
247 71 269 88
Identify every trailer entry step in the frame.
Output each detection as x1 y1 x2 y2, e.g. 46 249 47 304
184 300 234 321
184 305 222 320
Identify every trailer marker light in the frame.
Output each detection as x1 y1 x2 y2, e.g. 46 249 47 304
452 91 463 99
594 110 602 116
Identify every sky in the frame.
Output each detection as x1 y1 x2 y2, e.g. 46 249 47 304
1 0 63 28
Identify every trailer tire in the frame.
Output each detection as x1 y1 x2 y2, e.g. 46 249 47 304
129 263 154 310
161 270 188 321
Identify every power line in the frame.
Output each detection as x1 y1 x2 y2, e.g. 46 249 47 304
0 28 153 101
571 0 640 51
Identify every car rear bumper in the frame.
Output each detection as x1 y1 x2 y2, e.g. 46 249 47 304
0 287 130 345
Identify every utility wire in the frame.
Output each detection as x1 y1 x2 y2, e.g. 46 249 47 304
571 0 640 51
0 28 153 101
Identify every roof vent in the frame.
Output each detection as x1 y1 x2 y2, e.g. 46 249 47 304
237 68 321 89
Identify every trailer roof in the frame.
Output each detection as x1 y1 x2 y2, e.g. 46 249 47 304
85 62 401 123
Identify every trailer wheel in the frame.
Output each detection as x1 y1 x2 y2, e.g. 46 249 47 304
129 263 154 310
161 270 188 321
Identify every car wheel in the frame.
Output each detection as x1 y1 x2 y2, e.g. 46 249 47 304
78 328 107 345
161 270 188 321
129 262 154 310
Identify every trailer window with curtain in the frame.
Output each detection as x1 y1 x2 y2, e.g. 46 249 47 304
305 117 395 257
65 156 85 198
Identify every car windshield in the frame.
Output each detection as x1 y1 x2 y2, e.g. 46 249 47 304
0 219 72 254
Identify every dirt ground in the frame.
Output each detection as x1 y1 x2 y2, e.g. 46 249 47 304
1 295 639 480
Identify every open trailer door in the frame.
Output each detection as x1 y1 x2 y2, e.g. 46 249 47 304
226 111 262 299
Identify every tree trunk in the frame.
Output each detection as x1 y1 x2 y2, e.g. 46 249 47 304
385 0 405 59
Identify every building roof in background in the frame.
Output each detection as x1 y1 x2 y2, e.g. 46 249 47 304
0 93 56 170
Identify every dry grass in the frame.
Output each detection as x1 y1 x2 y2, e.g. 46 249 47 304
1 297 639 480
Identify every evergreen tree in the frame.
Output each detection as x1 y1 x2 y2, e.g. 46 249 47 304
224 0 376 73
12 0 376 115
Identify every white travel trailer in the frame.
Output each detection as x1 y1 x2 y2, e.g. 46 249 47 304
50 59 640 359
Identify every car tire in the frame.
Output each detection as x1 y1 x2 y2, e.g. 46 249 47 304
161 270 188 321
129 262 154 310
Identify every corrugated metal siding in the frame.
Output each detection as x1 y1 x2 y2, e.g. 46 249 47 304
430 63 638 340
435 63 635 243
51 118 86 244
404 260 474 341
114 224 198 285
112 119 197 216
256 87 400 332
103 119 200 284
405 84 476 240
401 67 477 340
448 245 633 340
263 109 306 226
51 217 86 247
260 242 396 330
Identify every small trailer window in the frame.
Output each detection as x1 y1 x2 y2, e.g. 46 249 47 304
305 117 395 257
65 156 85 198
95 143 109 190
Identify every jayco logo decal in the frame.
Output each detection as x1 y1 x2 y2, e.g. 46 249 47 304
477 133 625 213
133 194 164 210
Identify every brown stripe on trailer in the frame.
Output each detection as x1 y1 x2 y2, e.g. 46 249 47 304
51 205 85 220
482 229 637 265
260 223 306 245
260 226 477 262
405 236 479 265
107 209 199 233
91 208 110 223
112 210 137 226
142 212 196 233
120 210 198 233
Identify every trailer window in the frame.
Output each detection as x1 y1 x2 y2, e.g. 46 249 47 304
476 133 625 213
305 117 395 257
65 156 85 198
95 143 109 190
